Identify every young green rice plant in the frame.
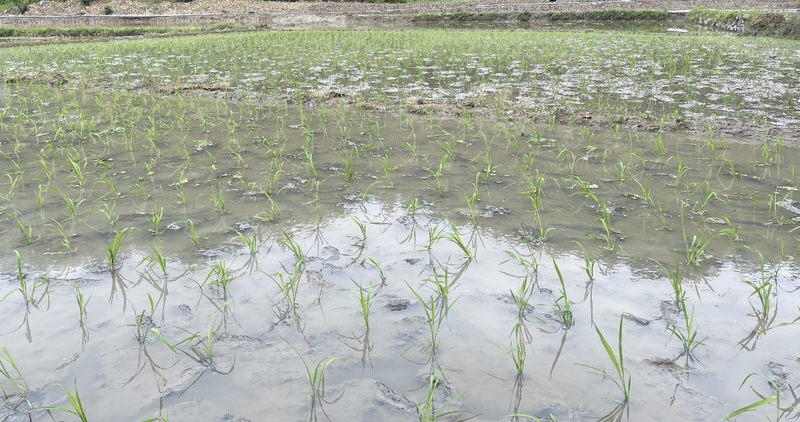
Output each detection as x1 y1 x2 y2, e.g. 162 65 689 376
651 135 666 155
341 280 374 330
140 242 168 276
5 251 48 306
464 191 479 228
717 217 742 242
719 373 795 422
70 284 90 323
281 337 344 422
660 260 686 311
340 146 358 182
0 346 30 412
50 218 75 253
570 241 596 281
130 179 151 200
428 156 449 196
149 205 163 236
178 305 233 374
590 212 615 251
36 184 46 210
279 231 307 269
668 304 707 363
66 152 87 187
97 175 121 199
95 201 118 227
503 238 541 276
743 279 773 320
107 227 134 269
0 173 21 202
679 207 718 266
49 187 85 219
379 153 398 188
508 275 536 319
579 315 631 403
404 282 456 361
36 157 54 180
442 221 474 261
180 219 200 245
301 146 317 179
0 206 35 245
207 184 227 215
417 373 473 422
271 268 302 323
45 380 88 422
347 214 367 250
203 261 237 297
520 171 545 212
230 227 259 255
365 256 388 287
551 259 574 329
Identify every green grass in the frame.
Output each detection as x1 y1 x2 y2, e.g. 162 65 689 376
413 11 507 23
547 9 670 21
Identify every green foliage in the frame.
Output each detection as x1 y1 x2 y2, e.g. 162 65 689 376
413 11 507 23
548 9 669 21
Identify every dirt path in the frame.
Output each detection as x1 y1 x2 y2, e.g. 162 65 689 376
7 0 798 19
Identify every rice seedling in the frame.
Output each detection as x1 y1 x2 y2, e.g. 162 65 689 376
231 227 259 255
0 346 29 409
107 228 134 269
428 155 449 197
45 380 88 422
149 205 163 236
347 214 367 250
48 187 85 219
416 373 473 422
281 337 344 422
340 146 358 182
208 184 227 215
94 201 118 226
404 281 455 361
66 152 88 187
667 304 707 363
50 218 75 253
503 237 541 276
442 221 475 261
0 206 35 245
507 275 536 319
679 207 718 266
550 259 574 329
130 179 151 200
182 219 201 245
270 269 302 323
379 153 398 188
719 373 797 422
341 280 374 330
279 231 307 269
177 305 234 374
70 284 90 323
365 256 387 286
579 315 631 402
139 241 168 276
203 261 237 297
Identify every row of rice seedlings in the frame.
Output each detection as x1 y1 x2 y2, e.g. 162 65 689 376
1 83 796 274
4 29 798 125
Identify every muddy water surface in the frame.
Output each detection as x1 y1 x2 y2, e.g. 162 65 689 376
0 85 799 422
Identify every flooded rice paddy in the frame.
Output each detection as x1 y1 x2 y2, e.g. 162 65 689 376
1 29 800 422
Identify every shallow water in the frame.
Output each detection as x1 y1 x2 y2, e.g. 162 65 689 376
0 68 799 420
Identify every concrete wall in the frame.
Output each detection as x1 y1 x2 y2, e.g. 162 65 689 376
0 13 273 28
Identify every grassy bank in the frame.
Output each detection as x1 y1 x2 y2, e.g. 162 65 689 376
0 24 240 37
